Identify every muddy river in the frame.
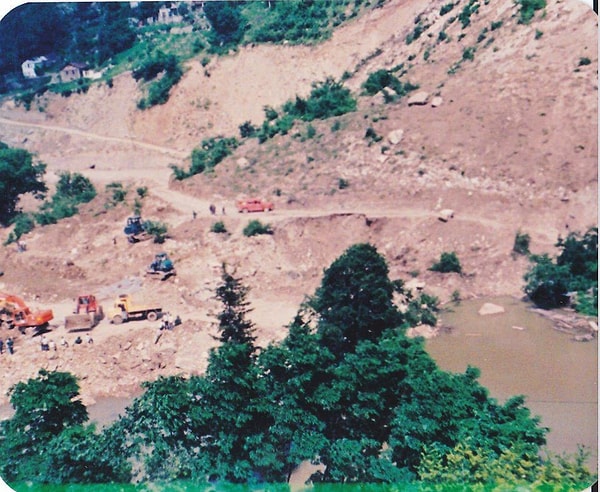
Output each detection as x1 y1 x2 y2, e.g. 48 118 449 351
427 296 597 470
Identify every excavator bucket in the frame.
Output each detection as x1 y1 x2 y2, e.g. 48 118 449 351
65 313 95 331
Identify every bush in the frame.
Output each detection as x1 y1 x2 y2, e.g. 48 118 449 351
578 57 591 66
211 221 227 234
430 251 462 274
143 220 168 243
338 178 349 190
440 3 455 15
34 172 96 225
243 220 272 237
4 213 35 245
134 52 183 109
105 182 127 206
523 228 598 311
172 137 239 179
516 0 546 24
513 230 531 255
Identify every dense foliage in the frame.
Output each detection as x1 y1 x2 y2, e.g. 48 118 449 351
524 228 598 314
171 136 239 180
429 251 462 274
2 244 592 489
133 51 183 109
35 171 96 225
243 220 273 237
0 141 47 226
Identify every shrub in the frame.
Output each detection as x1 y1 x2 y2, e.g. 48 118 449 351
338 178 349 189
462 47 476 61
440 3 455 15
524 228 598 311
513 230 531 255
34 172 96 225
516 0 546 24
243 220 272 237
136 186 148 198
430 251 462 274
490 20 503 30
143 220 168 243
239 121 257 138
105 182 127 205
173 137 239 179
4 213 35 245
578 57 591 66
211 221 227 234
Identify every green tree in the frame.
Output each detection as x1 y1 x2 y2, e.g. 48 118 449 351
0 142 46 225
0 370 88 482
204 1 246 50
430 251 462 273
524 228 597 311
308 243 402 356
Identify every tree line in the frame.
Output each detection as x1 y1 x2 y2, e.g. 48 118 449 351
0 244 594 488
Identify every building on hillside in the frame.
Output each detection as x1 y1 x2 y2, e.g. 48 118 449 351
157 5 183 24
21 56 48 79
60 62 89 82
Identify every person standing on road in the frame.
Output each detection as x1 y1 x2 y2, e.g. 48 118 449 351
0 338 3 354
6 337 14 354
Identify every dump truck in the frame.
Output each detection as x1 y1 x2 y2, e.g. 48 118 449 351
146 252 176 281
0 293 53 333
107 294 162 324
65 294 103 330
124 216 151 243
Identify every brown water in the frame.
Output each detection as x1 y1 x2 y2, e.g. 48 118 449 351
427 296 598 469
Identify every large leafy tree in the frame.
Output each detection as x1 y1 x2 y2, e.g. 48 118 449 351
0 142 46 225
308 243 403 356
524 228 598 311
0 370 88 482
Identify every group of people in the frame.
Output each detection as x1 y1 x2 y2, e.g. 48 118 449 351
40 333 93 351
0 337 14 354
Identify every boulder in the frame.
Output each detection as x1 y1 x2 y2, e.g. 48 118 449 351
387 129 404 145
431 96 443 107
478 303 505 316
438 209 455 222
407 91 429 106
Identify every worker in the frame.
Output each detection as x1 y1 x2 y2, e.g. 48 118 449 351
193 211 197 220
60 336 69 348
209 204 216 215
40 335 49 351
74 336 82 345
85 333 93 344
6 337 14 354
49 340 57 351
0 338 3 354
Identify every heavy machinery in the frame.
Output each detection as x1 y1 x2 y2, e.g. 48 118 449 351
124 216 151 243
0 293 53 332
107 294 162 324
64 294 103 330
146 252 176 280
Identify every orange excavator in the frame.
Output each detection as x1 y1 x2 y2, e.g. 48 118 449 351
0 293 53 333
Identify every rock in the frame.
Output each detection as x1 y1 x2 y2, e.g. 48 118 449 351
478 303 505 316
438 209 455 222
431 96 443 107
512 325 526 331
236 157 250 169
407 91 429 106
588 321 598 332
387 129 404 145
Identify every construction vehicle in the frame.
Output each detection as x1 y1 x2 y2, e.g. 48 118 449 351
124 216 151 243
0 293 53 332
64 294 103 330
107 294 162 324
146 252 176 280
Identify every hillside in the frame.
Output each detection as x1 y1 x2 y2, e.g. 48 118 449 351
0 0 596 406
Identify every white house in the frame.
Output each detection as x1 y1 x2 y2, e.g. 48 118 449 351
21 56 47 79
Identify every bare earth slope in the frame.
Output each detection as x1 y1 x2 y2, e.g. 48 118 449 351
0 0 596 406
